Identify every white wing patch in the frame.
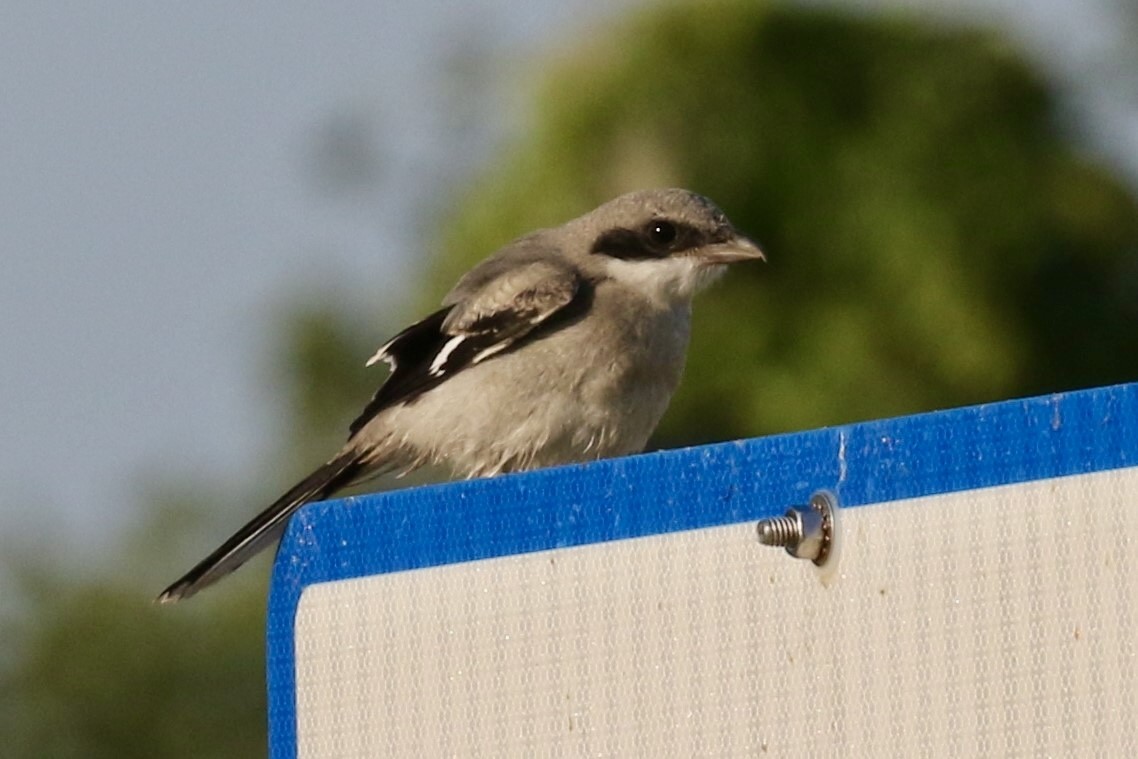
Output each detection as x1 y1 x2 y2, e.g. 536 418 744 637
364 339 397 368
429 335 467 376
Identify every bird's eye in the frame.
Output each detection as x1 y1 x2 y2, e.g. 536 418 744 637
647 220 677 246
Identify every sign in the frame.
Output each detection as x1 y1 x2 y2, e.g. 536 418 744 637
268 382 1138 756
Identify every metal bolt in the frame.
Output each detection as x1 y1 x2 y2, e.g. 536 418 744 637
756 490 837 566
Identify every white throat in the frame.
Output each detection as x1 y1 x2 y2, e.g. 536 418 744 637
602 256 726 306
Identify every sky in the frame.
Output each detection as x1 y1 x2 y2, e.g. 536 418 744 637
1 0 1134 557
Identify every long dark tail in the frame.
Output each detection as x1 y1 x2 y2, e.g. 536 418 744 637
156 451 363 603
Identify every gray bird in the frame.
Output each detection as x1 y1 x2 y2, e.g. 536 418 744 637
157 188 763 603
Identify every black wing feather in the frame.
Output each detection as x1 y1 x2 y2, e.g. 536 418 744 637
348 307 455 437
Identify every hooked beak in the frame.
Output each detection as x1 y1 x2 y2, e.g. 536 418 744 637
696 234 766 265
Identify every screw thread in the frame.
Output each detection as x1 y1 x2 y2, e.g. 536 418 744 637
756 515 801 547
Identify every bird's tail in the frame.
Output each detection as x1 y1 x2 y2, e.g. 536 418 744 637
155 450 363 603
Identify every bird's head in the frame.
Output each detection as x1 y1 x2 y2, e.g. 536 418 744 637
571 188 764 305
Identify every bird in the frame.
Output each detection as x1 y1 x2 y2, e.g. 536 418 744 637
157 188 764 603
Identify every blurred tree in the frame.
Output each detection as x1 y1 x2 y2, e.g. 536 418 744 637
0 476 272 759
266 294 384 472
433 1 1138 447
4 2 1138 757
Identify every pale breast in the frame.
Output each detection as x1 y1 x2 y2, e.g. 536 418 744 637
369 287 693 478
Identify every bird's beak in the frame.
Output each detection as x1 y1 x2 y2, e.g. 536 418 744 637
697 235 765 265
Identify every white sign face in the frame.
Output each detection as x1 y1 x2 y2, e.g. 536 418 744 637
268 383 1138 758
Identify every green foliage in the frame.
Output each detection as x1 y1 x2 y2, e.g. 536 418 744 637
434 1 1138 446
1 556 267 759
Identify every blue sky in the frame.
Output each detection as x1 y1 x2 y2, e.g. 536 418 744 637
1 0 1133 556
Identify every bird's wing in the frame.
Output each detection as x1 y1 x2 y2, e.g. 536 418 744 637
350 258 583 438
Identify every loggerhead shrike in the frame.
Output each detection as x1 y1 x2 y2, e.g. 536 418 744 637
157 188 763 603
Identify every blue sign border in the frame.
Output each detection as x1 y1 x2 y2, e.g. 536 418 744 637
267 382 1138 757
